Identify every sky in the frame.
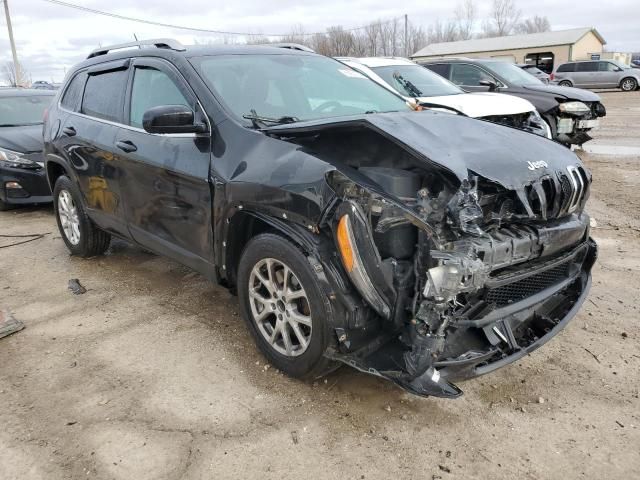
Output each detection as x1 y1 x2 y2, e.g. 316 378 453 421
1 0 639 83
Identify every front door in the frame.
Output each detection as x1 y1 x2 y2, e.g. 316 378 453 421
449 63 500 92
114 58 213 272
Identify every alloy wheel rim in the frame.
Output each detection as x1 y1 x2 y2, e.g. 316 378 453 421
58 189 81 245
248 258 312 357
622 79 634 91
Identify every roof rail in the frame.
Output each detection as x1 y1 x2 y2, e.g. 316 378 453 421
269 43 315 53
87 38 186 59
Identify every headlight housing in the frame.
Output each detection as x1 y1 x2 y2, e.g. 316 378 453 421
558 101 590 115
0 149 39 169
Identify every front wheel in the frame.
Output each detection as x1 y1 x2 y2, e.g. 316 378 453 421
558 80 572 87
620 77 638 92
53 175 111 257
237 233 337 379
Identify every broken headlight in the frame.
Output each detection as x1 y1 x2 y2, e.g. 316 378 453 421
0 149 39 169
558 101 590 115
336 202 392 318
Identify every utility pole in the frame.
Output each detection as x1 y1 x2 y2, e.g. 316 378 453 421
404 14 408 58
3 0 21 86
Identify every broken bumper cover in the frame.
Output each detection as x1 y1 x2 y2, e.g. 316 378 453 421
326 239 597 399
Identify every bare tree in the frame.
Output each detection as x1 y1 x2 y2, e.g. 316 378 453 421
455 0 476 40
516 15 551 34
427 19 460 44
2 60 27 87
407 24 428 57
326 26 355 56
482 0 521 37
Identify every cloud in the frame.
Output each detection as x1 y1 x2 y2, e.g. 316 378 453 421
0 0 638 83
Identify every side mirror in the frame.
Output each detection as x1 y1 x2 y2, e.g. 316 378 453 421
142 105 207 134
479 79 498 91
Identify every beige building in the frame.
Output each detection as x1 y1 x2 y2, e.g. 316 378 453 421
411 27 606 74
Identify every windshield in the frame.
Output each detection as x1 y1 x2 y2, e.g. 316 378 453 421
371 65 462 97
191 54 411 124
0 95 52 126
485 62 543 86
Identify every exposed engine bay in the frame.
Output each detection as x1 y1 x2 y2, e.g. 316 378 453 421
277 123 597 398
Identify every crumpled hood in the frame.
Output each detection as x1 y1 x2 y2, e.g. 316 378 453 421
0 124 44 153
418 92 535 118
524 84 601 102
265 111 583 190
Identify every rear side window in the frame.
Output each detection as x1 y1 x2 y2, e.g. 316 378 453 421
556 63 575 73
423 63 450 78
576 62 597 72
60 72 86 111
81 69 128 122
129 67 190 128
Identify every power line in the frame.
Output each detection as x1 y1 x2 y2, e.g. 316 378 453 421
40 0 403 37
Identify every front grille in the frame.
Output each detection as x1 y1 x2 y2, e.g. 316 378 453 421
485 261 570 307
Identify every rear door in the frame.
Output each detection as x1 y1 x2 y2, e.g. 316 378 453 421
114 57 213 271
56 61 131 236
574 62 598 88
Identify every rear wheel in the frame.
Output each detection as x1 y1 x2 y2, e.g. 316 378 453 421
237 233 337 379
620 77 637 92
558 80 572 87
53 175 111 257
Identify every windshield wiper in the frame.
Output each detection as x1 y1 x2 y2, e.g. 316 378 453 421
0 123 42 127
393 72 422 97
242 109 299 128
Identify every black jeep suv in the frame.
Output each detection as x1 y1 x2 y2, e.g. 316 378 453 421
44 39 596 398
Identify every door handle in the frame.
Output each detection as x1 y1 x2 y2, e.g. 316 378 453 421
62 126 76 136
116 140 137 153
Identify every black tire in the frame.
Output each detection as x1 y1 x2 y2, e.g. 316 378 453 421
53 175 111 257
558 80 572 87
620 77 638 92
237 233 337 379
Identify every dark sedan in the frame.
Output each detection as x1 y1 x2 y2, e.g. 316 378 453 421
420 58 606 147
0 89 55 210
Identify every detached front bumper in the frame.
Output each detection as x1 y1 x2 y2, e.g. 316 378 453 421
326 239 597 398
0 165 52 206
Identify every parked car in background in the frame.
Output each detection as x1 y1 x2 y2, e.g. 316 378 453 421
0 89 54 210
420 58 606 146
552 60 640 92
517 64 550 84
44 40 597 398
31 81 58 90
337 57 550 138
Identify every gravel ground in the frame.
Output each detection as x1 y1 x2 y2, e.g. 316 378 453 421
1 91 639 480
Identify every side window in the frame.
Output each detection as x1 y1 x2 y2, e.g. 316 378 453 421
556 63 575 73
576 62 597 72
599 62 618 72
60 72 86 111
129 67 190 128
450 64 493 86
81 69 128 122
424 63 450 78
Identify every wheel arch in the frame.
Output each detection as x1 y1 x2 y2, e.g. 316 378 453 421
223 210 322 291
45 157 71 191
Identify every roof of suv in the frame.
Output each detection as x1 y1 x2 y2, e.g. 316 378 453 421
73 40 316 71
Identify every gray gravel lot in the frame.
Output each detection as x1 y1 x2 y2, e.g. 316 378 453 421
1 91 639 480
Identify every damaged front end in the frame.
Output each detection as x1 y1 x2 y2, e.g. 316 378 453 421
323 165 596 399
266 114 597 398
